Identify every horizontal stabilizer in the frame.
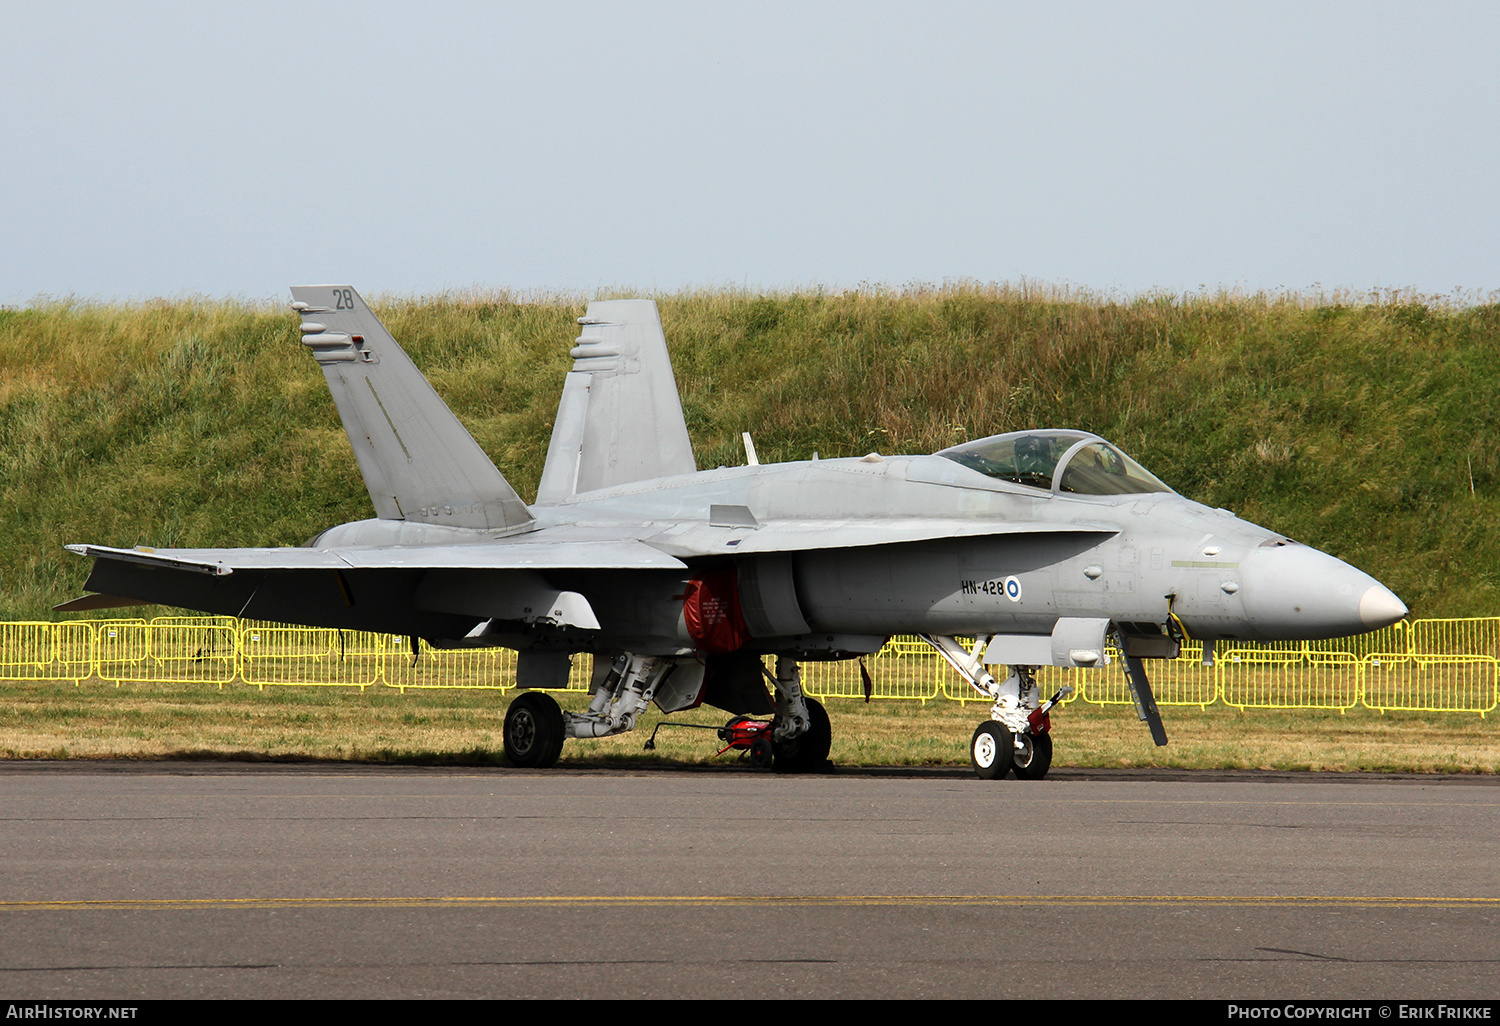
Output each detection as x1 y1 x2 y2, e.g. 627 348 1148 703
52 593 154 612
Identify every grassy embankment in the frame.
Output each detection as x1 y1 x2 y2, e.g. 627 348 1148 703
1 287 1496 769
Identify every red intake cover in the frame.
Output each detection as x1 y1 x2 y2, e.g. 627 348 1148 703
683 566 750 654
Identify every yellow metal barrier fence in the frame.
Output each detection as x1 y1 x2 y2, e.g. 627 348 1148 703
1070 644 1219 709
0 621 97 685
383 643 592 694
1364 618 1499 716
1215 643 1363 712
9 617 1500 716
95 622 237 687
803 638 945 703
240 626 383 690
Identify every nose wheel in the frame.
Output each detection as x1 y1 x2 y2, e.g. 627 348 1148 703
1011 731 1053 780
970 721 1014 780
971 723 1053 780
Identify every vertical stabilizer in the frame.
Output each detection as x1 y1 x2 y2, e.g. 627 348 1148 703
290 285 533 532
535 299 696 503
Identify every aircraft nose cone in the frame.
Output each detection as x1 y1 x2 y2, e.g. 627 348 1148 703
1359 583 1408 629
1239 542 1405 640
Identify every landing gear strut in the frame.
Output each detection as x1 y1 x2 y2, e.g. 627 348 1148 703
503 652 673 768
564 653 672 740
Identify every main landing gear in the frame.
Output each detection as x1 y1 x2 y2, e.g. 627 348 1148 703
502 652 831 772
771 695 831 772
504 652 671 768
922 634 1070 781
764 657 832 772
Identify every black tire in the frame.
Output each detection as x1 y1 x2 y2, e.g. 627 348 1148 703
504 691 565 768
1010 731 1053 780
750 735 776 769
773 697 832 773
970 720 1014 780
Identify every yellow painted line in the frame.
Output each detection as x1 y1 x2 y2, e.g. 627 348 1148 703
0 895 1495 912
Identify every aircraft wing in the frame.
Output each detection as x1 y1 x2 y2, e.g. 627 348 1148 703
641 517 1118 558
60 540 689 625
65 540 688 575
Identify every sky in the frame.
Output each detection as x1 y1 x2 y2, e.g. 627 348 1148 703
3 1 1497 304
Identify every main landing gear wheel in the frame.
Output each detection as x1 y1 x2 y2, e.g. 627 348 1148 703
774 697 831 773
970 720 1015 780
1010 731 1053 780
504 691 565 768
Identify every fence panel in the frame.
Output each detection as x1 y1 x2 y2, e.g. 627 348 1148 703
240 627 381 689
864 638 945 702
384 643 595 693
1216 641 1362 711
1026 664 1102 706
0 622 95 684
384 643 516 692
1071 646 1217 708
1364 618 1498 715
1362 657 1497 715
95 623 237 686
1408 618 1499 659
799 657 870 700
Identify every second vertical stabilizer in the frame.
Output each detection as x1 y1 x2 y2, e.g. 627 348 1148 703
536 299 697 503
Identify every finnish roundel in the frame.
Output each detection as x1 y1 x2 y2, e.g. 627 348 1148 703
1004 575 1022 602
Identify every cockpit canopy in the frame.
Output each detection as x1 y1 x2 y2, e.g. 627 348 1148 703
936 430 1173 495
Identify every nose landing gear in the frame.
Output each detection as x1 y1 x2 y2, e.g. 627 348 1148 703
969 720 1055 780
921 635 1072 781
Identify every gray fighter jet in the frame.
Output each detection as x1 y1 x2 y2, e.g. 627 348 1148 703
64 286 1408 778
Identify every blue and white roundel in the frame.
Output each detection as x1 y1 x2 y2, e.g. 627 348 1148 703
1003 575 1022 602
